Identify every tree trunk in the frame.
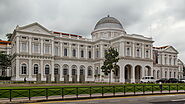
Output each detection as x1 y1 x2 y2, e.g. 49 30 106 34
109 72 111 84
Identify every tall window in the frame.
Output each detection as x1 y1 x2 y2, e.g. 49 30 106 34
21 64 27 74
96 50 99 58
33 44 39 53
54 65 59 75
63 69 68 75
174 72 176 78
72 69 76 75
54 46 59 56
72 49 76 57
146 50 149 58
136 48 140 57
33 64 38 74
81 50 84 58
22 42 27 52
45 45 50 54
45 65 50 74
80 66 85 75
169 72 172 78
64 48 67 56
88 51 92 58
126 47 130 56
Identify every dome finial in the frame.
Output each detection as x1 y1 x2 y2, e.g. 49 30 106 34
107 14 110 17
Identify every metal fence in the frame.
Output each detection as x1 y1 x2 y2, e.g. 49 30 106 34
0 84 185 102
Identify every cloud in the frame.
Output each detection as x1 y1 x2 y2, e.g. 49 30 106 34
0 0 185 62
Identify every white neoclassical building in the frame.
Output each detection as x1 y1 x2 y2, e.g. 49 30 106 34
9 15 184 83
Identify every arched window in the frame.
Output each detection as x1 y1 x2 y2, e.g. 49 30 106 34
21 63 27 74
33 64 39 74
88 66 92 76
169 72 172 78
64 48 67 56
80 66 85 75
45 65 50 74
72 49 76 57
63 65 69 76
71 65 77 75
54 65 60 75
81 50 84 57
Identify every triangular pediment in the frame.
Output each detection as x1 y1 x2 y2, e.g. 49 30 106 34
17 22 51 35
164 46 178 54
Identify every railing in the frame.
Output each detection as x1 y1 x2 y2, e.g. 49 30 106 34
0 84 185 102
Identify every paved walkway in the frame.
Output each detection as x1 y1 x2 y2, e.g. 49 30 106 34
0 90 184 104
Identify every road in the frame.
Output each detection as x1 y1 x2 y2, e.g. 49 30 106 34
29 94 185 104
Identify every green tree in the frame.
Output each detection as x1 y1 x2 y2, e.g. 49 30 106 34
0 52 11 77
101 47 119 84
6 33 13 41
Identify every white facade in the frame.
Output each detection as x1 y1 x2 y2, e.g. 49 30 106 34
10 16 184 82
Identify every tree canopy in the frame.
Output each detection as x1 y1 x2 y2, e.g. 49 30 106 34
101 47 119 83
0 52 11 76
6 33 13 41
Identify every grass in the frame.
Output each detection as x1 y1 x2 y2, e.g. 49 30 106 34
0 83 185 99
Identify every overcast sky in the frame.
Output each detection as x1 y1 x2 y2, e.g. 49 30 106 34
0 0 185 62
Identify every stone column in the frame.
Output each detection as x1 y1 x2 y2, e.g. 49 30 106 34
51 60 54 81
120 65 125 83
29 37 32 55
28 59 32 80
142 66 145 78
16 36 20 54
100 44 103 58
69 43 72 58
40 60 43 81
60 42 63 57
142 43 144 58
131 67 135 83
85 46 88 59
77 44 80 58
41 38 43 55
92 46 95 59
132 42 135 57
150 46 153 60
15 58 20 81
51 39 54 56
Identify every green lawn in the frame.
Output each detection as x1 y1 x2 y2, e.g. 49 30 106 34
0 83 185 99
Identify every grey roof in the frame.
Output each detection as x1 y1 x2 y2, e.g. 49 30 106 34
94 16 123 30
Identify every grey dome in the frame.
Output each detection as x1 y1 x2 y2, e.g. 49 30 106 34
94 15 123 30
